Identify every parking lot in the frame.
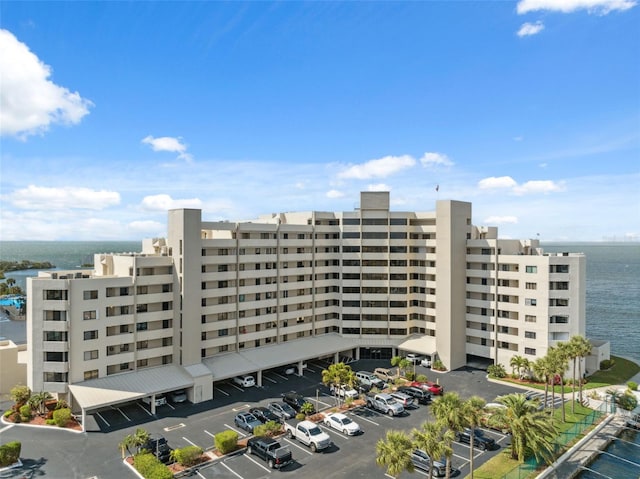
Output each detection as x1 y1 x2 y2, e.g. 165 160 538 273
1 359 530 479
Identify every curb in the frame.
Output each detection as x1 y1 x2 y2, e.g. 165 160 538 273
0 415 84 434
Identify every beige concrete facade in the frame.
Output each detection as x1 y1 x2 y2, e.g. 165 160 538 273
0 340 27 398
25 192 588 410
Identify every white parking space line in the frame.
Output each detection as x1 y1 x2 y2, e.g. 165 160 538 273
348 412 379 426
220 461 245 479
281 437 313 455
204 429 215 438
362 406 394 419
305 367 316 373
309 397 333 408
232 404 251 412
318 424 349 440
137 403 153 416
165 402 175 410
194 470 206 479
262 375 277 383
243 452 273 473
95 412 110 427
228 382 244 392
215 387 230 397
224 424 247 437
182 436 200 447
111 406 130 421
271 372 288 380
163 423 186 432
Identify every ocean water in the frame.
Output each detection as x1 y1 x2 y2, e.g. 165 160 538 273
1 241 638 364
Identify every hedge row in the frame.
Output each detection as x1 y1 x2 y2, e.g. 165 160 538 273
133 452 173 479
0 441 21 468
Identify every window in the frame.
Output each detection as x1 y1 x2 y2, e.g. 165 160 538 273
525 347 536 355
551 264 569 273
84 330 98 340
218 329 228 336
136 322 148 331
45 290 68 300
83 290 98 300
84 370 98 380
120 363 129 371
137 340 148 349
525 282 537 290
525 331 536 339
525 315 537 323
137 359 148 367
525 298 537 306
83 310 97 320
43 372 67 382
550 315 569 324
525 266 537 273
44 331 67 341
84 350 99 360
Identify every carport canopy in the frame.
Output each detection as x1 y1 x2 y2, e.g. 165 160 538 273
68 364 194 412
203 333 357 381
398 335 437 356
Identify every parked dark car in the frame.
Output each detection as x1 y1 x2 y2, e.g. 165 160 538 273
250 406 280 424
455 428 496 450
268 401 297 420
246 436 293 469
281 391 315 413
142 434 173 464
397 385 432 405
411 449 453 477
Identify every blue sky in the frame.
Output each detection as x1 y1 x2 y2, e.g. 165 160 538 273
1 1 638 241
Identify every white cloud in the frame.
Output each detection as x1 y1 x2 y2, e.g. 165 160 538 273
478 176 518 189
295 182 305 189
142 135 193 162
367 183 390 191
338 154 416 180
141 194 202 211
9 185 120 210
0 29 93 139
484 215 519 225
513 180 566 195
326 189 345 198
517 0 637 15
517 21 545 37
420 152 454 168
513 136 524 141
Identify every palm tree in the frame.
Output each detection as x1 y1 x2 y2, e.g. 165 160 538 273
571 335 592 404
495 393 557 463
510 355 525 378
375 429 414 478
431 392 465 477
119 433 136 458
549 345 570 422
132 428 151 454
412 422 449 479
322 362 355 406
462 396 486 478
28 391 53 415
565 338 581 413
532 356 552 412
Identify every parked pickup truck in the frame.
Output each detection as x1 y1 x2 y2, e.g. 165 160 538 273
366 392 405 416
246 436 293 469
283 420 332 452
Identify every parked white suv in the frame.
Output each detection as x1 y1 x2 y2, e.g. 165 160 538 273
142 395 167 407
233 375 256 387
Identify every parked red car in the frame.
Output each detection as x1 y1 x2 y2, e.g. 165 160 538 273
410 381 444 395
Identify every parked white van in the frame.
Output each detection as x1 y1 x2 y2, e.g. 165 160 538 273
233 375 256 387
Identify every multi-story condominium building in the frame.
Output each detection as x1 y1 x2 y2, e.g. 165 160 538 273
26 192 589 423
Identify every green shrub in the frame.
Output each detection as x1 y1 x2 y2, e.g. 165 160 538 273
344 396 354 407
9 385 31 407
253 420 283 438
600 359 615 370
432 359 446 371
416 374 428 383
46 419 55 425
133 452 173 479
295 412 306 421
618 392 638 411
0 441 21 467
628 381 638 391
52 407 71 427
11 412 21 423
214 430 238 455
405 371 416 381
487 363 507 378
3 410 13 418
170 445 203 466
55 399 69 410
19 404 31 421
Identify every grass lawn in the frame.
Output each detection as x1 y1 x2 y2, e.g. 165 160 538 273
466 401 599 479
584 356 640 389
496 355 640 393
